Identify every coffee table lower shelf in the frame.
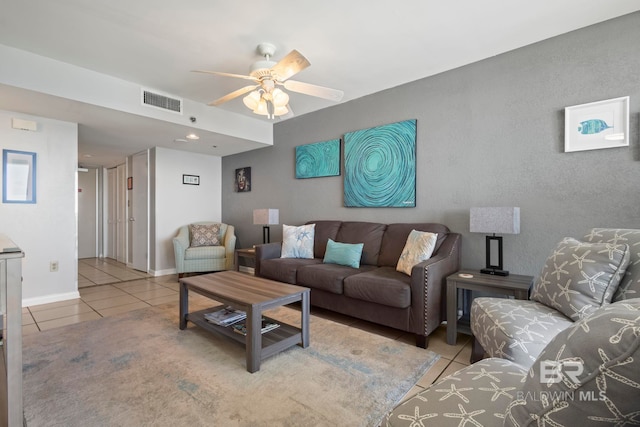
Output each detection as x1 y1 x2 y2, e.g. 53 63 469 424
187 308 303 361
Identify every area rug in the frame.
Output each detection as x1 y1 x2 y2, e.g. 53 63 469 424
22 304 439 426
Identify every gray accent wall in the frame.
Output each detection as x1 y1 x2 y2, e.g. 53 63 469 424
222 12 640 277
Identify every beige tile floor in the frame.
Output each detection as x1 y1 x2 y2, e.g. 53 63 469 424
24 258 472 400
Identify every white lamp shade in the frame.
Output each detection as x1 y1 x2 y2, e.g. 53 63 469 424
253 208 279 225
470 207 520 234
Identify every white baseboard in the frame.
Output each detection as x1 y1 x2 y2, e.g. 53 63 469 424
23 291 81 308
150 268 177 277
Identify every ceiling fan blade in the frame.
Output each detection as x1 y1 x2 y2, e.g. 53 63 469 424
283 80 344 102
270 50 310 81
192 70 258 82
208 85 259 106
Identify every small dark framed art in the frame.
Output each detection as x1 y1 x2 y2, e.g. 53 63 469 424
235 167 251 192
183 174 200 185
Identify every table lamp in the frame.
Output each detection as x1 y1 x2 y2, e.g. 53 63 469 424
253 208 279 244
470 207 520 276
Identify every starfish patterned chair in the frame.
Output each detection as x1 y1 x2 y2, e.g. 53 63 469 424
385 297 640 426
470 228 640 366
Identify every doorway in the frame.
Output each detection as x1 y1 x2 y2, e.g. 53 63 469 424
77 167 98 258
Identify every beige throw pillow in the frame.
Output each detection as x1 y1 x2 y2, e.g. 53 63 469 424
396 230 438 276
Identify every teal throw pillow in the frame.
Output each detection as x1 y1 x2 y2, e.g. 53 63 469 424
323 239 364 268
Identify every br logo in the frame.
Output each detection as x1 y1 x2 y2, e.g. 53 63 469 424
540 360 584 384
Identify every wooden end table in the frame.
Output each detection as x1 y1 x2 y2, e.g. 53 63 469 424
446 270 533 346
234 248 256 272
179 271 310 373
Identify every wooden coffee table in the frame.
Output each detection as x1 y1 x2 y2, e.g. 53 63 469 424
179 271 310 373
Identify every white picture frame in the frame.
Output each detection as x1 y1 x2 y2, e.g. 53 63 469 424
564 96 629 152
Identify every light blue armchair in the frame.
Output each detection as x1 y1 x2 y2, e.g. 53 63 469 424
172 222 236 277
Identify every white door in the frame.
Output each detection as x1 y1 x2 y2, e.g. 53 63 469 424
107 168 117 259
117 164 127 263
131 151 148 272
78 168 98 259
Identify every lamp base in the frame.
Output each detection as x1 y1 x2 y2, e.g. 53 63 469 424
480 268 509 277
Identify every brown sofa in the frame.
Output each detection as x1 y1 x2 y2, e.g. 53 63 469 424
255 220 461 348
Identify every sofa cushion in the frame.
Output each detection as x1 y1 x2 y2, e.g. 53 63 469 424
259 258 322 284
344 267 412 308
583 228 640 302
335 222 386 266
378 223 449 267
281 223 315 259
306 220 342 259
471 298 574 367
189 223 221 247
184 245 226 260
531 237 630 321
504 298 640 426
396 230 438 276
323 239 364 268
297 263 376 294
386 358 527 427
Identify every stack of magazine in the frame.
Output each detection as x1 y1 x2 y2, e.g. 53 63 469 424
232 318 280 336
204 306 246 326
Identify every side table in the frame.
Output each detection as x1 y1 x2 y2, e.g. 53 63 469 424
446 270 533 346
234 248 256 272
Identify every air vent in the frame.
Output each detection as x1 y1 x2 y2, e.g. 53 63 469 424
141 89 182 114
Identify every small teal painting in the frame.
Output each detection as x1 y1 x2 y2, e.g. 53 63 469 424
295 139 341 179
343 119 416 208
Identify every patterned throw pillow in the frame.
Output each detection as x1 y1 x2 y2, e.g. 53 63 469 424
504 299 640 426
281 224 315 259
531 237 630 320
396 230 438 276
189 224 221 247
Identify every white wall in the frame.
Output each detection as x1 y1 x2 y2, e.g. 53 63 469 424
0 110 78 305
152 147 222 275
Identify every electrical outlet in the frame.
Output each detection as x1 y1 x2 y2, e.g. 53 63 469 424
50 261 59 272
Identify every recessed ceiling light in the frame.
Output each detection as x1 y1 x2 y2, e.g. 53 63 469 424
186 133 199 140
174 138 188 143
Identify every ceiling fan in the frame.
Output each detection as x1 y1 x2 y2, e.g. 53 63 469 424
193 43 344 119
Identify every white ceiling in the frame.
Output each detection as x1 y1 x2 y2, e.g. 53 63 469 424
1 0 639 167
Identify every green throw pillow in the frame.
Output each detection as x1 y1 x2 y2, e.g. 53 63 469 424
323 239 364 268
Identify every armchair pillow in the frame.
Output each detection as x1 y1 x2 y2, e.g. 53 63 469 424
531 237 630 320
505 298 640 426
396 230 438 276
323 239 364 268
189 223 221 247
281 224 315 259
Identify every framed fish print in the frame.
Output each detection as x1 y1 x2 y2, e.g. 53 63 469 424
564 96 629 152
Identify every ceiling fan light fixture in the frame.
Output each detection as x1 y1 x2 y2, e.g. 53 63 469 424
273 105 289 116
253 97 269 116
242 90 261 110
271 88 289 108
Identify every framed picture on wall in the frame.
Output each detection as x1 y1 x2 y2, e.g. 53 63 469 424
564 96 629 152
235 167 251 192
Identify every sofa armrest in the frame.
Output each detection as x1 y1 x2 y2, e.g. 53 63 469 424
254 242 282 277
172 226 190 273
409 233 461 342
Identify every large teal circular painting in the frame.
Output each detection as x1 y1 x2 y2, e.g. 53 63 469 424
344 119 416 207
